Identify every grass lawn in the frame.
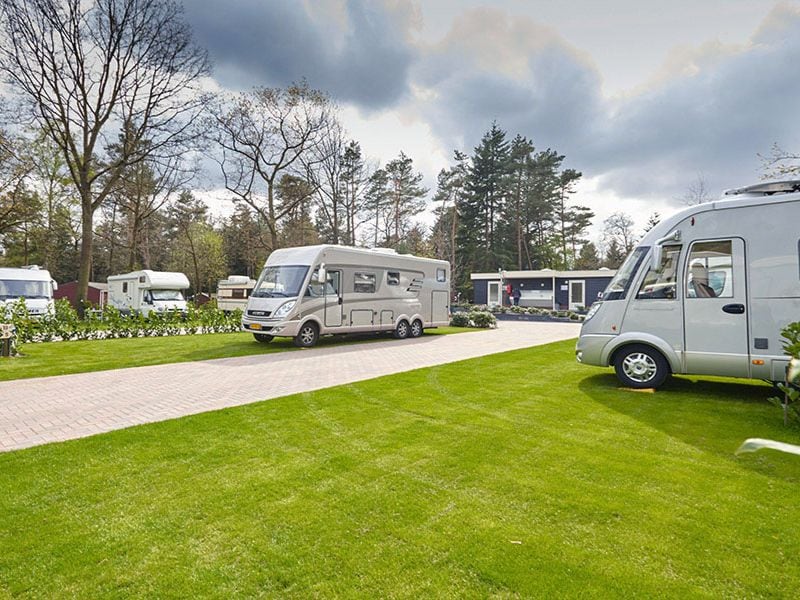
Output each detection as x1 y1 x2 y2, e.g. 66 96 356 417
2 339 800 597
0 326 472 382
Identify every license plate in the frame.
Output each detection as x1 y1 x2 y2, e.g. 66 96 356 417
250 323 262 330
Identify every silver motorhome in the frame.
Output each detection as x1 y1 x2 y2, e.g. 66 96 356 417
577 180 800 388
242 245 451 347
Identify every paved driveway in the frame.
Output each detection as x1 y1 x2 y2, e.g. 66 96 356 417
0 321 580 452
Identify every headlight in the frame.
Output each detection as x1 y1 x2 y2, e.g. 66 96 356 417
584 302 602 322
273 300 296 319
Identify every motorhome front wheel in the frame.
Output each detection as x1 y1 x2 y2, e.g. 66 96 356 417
253 333 273 343
294 322 319 348
394 320 410 339
614 345 670 389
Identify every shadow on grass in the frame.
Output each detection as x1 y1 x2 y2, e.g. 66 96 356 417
579 372 800 482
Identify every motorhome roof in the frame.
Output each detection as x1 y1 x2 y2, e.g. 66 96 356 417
723 179 800 196
107 270 190 289
0 267 53 281
640 183 800 247
264 244 449 266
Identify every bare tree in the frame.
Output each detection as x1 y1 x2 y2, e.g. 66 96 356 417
0 0 210 311
760 143 800 178
603 211 637 253
208 82 334 251
681 174 712 206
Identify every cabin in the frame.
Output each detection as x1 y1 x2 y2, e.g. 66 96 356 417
53 281 108 309
470 269 616 311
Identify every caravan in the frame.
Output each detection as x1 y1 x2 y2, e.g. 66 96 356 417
107 270 190 316
576 180 800 388
0 266 58 317
216 275 256 313
242 245 450 347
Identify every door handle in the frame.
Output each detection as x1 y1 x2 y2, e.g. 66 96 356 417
338 297 343 305
722 303 745 314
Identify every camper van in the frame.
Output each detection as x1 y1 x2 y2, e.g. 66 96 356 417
576 180 800 388
242 245 451 347
217 275 256 313
107 270 190 316
0 266 58 317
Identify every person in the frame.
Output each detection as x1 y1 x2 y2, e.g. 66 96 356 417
512 287 521 306
690 263 716 298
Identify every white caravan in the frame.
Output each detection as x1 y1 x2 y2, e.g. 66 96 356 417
107 270 190 316
0 266 58 317
577 180 800 388
216 275 256 313
242 245 451 346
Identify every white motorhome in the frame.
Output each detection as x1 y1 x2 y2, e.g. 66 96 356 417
242 245 451 347
217 275 256 313
107 270 190 316
0 266 58 317
576 180 800 388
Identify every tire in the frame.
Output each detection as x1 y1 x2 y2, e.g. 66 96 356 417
614 344 670 389
409 319 423 338
294 322 319 348
393 319 410 339
253 333 274 343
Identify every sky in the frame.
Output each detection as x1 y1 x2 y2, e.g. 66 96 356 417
183 0 800 240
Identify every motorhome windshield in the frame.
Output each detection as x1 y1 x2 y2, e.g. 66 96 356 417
0 279 52 300
602 246 649 301
252 265 309 298
150 289 184 301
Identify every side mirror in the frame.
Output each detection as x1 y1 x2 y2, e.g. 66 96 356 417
316 264 326 284
51 280 58 291
651 245 662 270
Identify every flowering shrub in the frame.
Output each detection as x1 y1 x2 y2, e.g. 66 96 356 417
3 299 242 345
770 322 800 424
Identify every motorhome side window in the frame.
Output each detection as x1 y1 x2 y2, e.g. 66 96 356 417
686 241 734 298
436 268 446 282
307 268 338 297
354 272 376 293
122 282 128 293
636 245 681 299
387 271 400 286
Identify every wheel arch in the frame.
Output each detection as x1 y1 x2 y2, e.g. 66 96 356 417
603 333 680 373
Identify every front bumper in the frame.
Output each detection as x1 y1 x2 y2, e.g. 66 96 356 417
241 318 301 337
575 334 616 367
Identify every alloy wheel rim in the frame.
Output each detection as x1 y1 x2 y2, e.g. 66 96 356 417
411 322 421 336
622 353 657 383
301 327 315 344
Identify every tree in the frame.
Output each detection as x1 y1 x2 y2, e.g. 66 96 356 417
643 212 661 233
0 129 34 237
431 151 468 288
603 211 637 254
603 238 627 269
761 143 800 178
681 175 712 206
0 0 210 312
553 168 591 269
277 175 320 248
167 192 223 294
221 203 266 279
574 241 601 270
209 82 334 251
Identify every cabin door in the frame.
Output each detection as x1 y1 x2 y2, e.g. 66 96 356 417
487 282 501 307
683 238 749 377
568 280 585 311
324 269 343 327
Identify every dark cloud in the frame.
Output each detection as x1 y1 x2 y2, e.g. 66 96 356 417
413 4 800 201
185 0 416 109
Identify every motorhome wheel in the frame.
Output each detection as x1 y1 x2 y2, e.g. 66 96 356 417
294 322 319 348
394 320 410 339
614 345 670 389
253 333 274 343
410 319 423 338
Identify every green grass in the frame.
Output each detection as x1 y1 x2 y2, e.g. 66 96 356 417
0 326 472 382
2 340 800 597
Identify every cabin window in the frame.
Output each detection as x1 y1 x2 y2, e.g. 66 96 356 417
436 268 446 283
354 272 376 293
686 240 733 298
231 288 246 299
636 245 681 300
122 282 128 293
387 271 400 286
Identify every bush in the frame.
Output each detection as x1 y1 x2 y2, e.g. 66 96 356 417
468 310 496 329
770 322 800 425
449 313 470 328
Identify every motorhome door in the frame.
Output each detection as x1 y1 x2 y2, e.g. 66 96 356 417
324 269 342 327
683 238 749 377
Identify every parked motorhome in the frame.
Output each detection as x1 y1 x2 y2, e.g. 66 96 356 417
217 275 256 313
576 180 800 388
0 266 58 317
107 270 190 316
242 245 451 347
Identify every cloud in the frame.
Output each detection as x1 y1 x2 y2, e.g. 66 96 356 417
185 0 418 109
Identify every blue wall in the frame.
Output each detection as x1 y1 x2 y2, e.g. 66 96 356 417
472 275 612 308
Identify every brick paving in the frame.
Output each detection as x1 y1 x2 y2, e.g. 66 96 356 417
0 321 579 452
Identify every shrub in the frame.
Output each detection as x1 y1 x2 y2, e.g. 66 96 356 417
449 313 470 328
468 310 496 329
770 322 800 425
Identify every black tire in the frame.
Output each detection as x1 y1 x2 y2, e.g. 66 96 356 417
393 319 410 339
409 319 423 338
253 333 274 343
294 322 319 348
614 344 670 389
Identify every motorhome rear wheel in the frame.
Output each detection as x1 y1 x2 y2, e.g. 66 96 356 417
294 322 319 348
410 319 423 338
613 345 670 389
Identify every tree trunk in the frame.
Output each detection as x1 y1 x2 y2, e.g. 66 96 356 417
76 204 94 316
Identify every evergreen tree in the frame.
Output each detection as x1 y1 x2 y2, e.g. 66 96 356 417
574 241 601 270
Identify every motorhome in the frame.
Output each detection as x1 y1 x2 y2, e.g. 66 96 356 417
0 266 58 317
576 180 800 388
216 275 256 313
107 270 190 316
242 245 451 347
